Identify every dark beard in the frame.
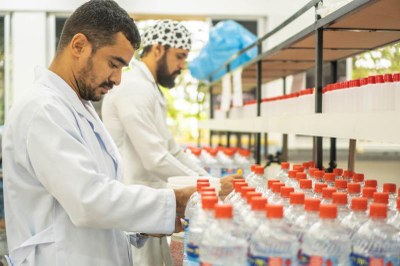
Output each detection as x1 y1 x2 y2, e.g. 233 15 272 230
156 52 180 89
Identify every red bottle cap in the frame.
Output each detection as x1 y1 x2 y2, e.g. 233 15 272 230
362 187 377 199
288 170 298 179
201 187 216 193
251 197 268 211
314 183 328 193
332 192 348 205
343 170 354 179
290 192 305 205
296 172 307 181
293 165 305 172
347 183 361 194
365 179 378 188
322 187 337 199
320 204 337 219
197 178 210 184
383 74 393 83
367 76 376 84
324 173 336 182
266 204 284 218
309 167 318 177
246 192 263 204
254 166 265 175
393 73 400 82
314 170 325 180
333 168 343 176
352 173 364 182
351 197 368 211
335 179 348 189
234 182 247 193
375 75 384 83
202 196 219 210
197 182 210 192
267 179 280 189
281 162 290 170
240 187 256 197
305 198 321 212
232 178 246 184
280 187 295 198
302 162 311 169
369 203 387 219
373 192 389 204
300 179 312 189
250 164 259 172
272 183 285 193
215 204 233 219
383 183 396 193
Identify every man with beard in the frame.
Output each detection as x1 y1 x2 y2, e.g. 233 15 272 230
102 20 238 265
2 2 199 265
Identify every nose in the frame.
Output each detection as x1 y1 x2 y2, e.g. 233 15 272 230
110 69 122 86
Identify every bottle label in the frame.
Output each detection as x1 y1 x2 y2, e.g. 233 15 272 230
221 167 237 177
300 253 338 266
350 252 400 266
186 243 200 262
247 254 293 266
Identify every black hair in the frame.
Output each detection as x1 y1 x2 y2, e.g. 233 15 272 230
57 0 140 53
140 45 170 58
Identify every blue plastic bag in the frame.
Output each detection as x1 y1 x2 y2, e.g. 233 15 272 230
189 20 257 81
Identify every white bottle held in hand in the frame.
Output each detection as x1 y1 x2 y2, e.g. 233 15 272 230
199 204 248 266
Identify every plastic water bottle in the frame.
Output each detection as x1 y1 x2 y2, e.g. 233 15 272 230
248 205 299 266
323 173 336 187
199 148 220 178
186 196 219 265
235 149 254 177
185 182 210 221
341 197 368 237
225 181 247 204
351 203 400 265
362 187 377 207
263 179 280 199
332 192 350 221
313 170 325 186
299 179 314 198
293 198 321 241
217 148 238 177
243 197 267 241
373 192 396 218
364 179 377 189
245 164 258 183
334 179 347 193
294 172 307 192
224 179 246 204
352 173 365 187
333 168 343 179
268 183 285 204
200 204 248 266
321 187 337 204
314 183 327 199
277 162 290 183
277 187 295 208
248 166 267 193
388 198 400 229
285 170 299 189
347 183 361 207
233 187 255 224
342 170 354 182
285 192 305 225
238 191 263 222
302 161 311 175
301 204 351 265
383 183 397 211
308 167 318 182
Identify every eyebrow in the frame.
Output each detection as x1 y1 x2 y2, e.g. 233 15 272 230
111 56 129 67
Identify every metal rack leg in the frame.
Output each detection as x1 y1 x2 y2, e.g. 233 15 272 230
255 133 261 164
282 134 288 162
348 139 356 172
315 27 324 169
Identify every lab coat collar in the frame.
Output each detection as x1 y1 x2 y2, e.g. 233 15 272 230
34 67 121 174
130 60 167 107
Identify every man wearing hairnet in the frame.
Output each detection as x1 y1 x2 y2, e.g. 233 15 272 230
102 20 238 265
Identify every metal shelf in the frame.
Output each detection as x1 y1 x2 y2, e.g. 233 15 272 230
200 112 400 144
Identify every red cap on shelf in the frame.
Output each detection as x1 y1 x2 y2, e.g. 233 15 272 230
296 172 307 181
322 187 337 199
268 179 280 189
197 182 210 192
362 187 377 199
393 73 400 82
266 204 284 218
343 170 354 179
254 166 265 175
332 192 348 205
335 179 348 190
300 179 312 189
280 187 295 198
347 183 361 194
251 197 268 211
223 148 236 157
375 75 384 83
281 162 290 170
314 183 328 194
351 197 368 211
215 204 233 219
202 196 219 210
360 77 369 86
352 173 364 182
353 79 361 87
369 203 387 219
373 192 389 204
383 183 396 193
324 173 336 182
320 204 337 219
272 183 285 193
333 168 343 176
314 170 325 180
290 192 305 205
367 76 376 84
234 182 247 193
383 74 393 83
305 198 321 212
246 192 263 204
365 179 378 188
240 187 256 197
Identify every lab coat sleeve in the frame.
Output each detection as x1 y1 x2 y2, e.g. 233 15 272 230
25 103 176 234
115 95 202 181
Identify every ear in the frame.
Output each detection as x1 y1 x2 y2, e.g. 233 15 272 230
153 44 165 61
69 33 92 58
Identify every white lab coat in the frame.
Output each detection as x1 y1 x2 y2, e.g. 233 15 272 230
3 67 176 266
102 60 208 265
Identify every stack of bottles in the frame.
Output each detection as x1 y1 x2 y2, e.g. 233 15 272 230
184 161 400 265
186 146 255 178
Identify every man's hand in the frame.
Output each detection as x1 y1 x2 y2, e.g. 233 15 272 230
219 174 244 200
173 186 197 222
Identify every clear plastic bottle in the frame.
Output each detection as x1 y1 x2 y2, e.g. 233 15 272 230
293 198 321 241
186 196 219 265
351 203 400 266
341 197 368 238
245 164 258 183
333 168 343 179
285 170 298 189
307 167 318 181
352 173 365 187
323 173 336 187
332 192 350 221
248 205 299 266
301 204 351 265
294 172 307 191
268 183 285 204
302 161 311 175
200 148 221 178
321 187 337 204
347 183 361 207
373 192 396 218
313 183 328 199
276 162 290 183
342 170 354 182
224 181 247 204
313 170 325 186
285 192 306 225
383 183 397 211
334 179 348 193
243 197 267 241
200 204 248 266
362 187 377 206
263 179 280 199
299 179 314 198
217 148 238 177
233 187 256 224
248 166 267 193
364 179 378 189
238 191 263 222
388 198 400 229
278 187 295 208
224 179 246 204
